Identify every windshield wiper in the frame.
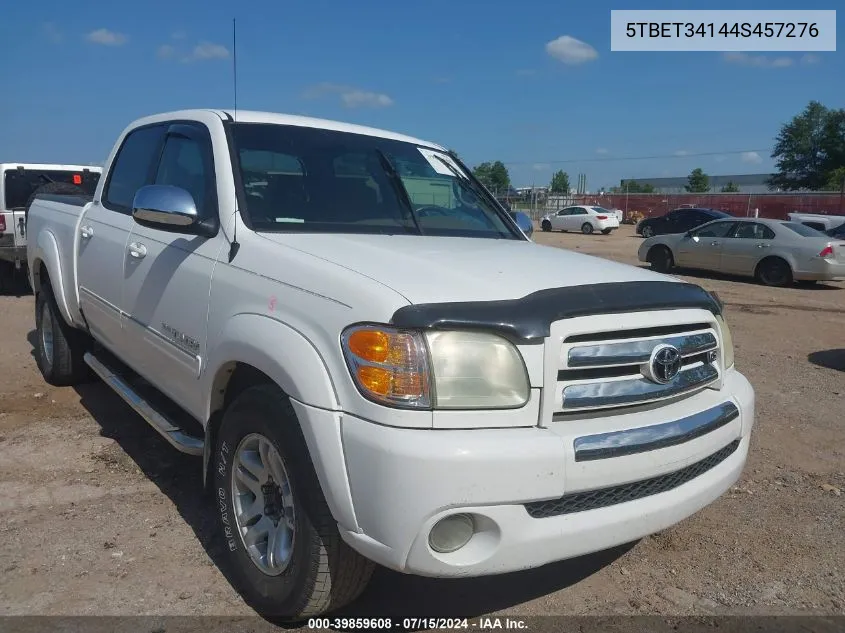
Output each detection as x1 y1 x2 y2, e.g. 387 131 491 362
375 149 423 235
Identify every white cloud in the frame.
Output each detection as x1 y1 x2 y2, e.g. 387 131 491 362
545 35 598 65
43 22 62 43
182 42 230 62
674 150 690 157
741 151 763 164
801 54 821 65
157 44 176 60
722 52 794 68
86 28 128 46
596 148 609 155
532 163 550 171
714 154 728 163
303 83 394 109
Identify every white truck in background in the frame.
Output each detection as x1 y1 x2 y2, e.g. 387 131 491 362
0 163 101 292
26 109 755 620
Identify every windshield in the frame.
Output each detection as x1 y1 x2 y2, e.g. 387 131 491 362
228 123 521 239
3 168 100 210
781 222 828 237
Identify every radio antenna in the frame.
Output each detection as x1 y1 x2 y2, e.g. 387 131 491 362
232 18 238 121
228 16 242 262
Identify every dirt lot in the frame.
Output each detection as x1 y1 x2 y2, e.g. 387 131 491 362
0 224 843 623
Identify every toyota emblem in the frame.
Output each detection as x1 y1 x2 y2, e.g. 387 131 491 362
643 344 682 384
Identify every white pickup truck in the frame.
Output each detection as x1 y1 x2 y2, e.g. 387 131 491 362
26 109 755 620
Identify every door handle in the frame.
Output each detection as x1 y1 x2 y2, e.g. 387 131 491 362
756 243 770 248
710 241 720 246
80 225 94 239
128 242 147 259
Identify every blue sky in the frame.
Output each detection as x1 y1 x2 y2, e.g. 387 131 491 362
2 0 842 190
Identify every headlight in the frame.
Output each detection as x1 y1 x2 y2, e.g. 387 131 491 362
714 313 735 369
425 330 530 409
341 325 530 410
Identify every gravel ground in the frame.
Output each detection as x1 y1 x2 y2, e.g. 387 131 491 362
0 224 843 626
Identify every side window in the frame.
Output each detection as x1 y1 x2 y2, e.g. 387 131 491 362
692 221 736 238
733 222 775 240
573 208 587 215
103 125 166 213
154 135 211 217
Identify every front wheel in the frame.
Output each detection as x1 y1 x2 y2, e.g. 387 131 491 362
212 384 374 620
541 220 552 232
646 245 674 273
641 225 655 238
581 222 594 235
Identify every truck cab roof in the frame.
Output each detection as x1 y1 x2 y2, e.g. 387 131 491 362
126 109 447 152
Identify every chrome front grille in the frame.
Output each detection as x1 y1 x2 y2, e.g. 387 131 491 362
553 320 721 414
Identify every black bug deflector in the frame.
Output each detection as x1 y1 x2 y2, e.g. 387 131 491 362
390 280 722 344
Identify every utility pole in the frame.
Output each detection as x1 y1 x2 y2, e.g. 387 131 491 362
839 173 845 215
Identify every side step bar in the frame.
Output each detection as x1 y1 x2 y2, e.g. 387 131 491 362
83 352 204 456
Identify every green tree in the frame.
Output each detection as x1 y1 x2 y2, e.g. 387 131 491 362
472 160 510 192
720 181 740 192
615 180 656 193
685 168 710 193
768 100 845 191
823 166 845 192
549 170 570 194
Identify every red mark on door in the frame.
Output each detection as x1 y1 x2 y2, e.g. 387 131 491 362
268 296 277 312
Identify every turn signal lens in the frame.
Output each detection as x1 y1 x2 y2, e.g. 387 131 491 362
342 325 431 408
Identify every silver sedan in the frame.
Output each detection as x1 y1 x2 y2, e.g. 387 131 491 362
637 217 845 287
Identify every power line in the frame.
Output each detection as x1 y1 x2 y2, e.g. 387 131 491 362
502 148 773 166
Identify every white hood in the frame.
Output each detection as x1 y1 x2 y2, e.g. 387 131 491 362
259 233 677 305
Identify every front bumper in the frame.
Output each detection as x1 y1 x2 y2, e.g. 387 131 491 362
339 369 754 577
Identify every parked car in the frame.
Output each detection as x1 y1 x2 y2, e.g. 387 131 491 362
638 217 845 287
540 205 620 234
509 210 534 238
0 163 101 292
826 223 845 240
27 109 754 620
787 212 845 233
636 207 733 239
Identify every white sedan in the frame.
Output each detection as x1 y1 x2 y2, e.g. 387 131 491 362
540 205 620 235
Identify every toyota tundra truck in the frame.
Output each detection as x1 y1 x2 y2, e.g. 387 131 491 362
0 163 101 292
26 109 755 620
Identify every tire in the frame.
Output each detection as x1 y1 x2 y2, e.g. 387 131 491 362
212 384 374 620
601 228 612 235
646 245 674 273
581 222 594 235
541 220 552 232
34 283 92 386
756 257 793 287
641 225 655 238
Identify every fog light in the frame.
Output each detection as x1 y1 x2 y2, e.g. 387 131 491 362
428 514 474 553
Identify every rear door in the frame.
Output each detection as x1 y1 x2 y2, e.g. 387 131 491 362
720 222 776 275
120 121 224 415
77 124 167 353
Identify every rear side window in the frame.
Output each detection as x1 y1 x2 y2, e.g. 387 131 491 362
3 169 100 210
103 125 166 213
781 222 827 237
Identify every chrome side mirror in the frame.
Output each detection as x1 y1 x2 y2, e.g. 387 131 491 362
132 185 215 237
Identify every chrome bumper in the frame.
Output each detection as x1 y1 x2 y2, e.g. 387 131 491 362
573 401 738 462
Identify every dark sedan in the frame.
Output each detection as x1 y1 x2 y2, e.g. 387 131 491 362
636 207 733 238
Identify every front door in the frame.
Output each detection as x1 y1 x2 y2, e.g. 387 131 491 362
120 122 223 417
676 220 737 270
77 124 167 354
